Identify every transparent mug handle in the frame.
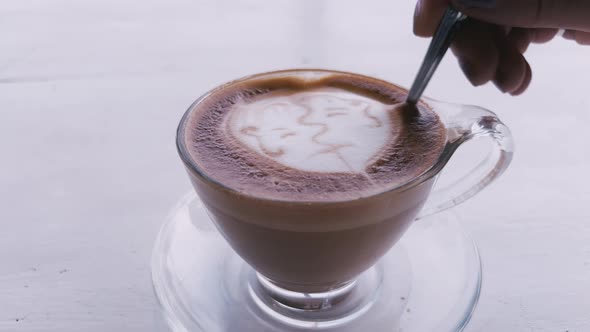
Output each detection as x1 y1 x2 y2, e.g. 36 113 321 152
417 100 514 219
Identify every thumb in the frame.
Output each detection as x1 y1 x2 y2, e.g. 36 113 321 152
453 0 590 31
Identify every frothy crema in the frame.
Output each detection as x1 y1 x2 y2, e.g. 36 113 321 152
226 88 393 174
183 72 446 201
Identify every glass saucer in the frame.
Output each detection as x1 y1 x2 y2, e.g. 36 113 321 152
151 191 481 332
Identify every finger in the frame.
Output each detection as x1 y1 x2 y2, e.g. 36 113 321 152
507 27 531 53
506 28 558 57
529 28 559 43
414 0 451 37
510 60 532 96
573 31 590 45
451 20 500 86
563 30 590 45
452 0 590 31
563 29 576 40
493 40 528 94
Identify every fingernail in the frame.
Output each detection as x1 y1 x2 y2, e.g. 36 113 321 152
413 0 428 37
456 0 496 9
414 0 423 17
413 1 422 25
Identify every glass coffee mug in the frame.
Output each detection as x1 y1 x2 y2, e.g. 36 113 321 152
176 69 513 328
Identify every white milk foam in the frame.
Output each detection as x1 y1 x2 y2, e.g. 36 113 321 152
225 87 394 173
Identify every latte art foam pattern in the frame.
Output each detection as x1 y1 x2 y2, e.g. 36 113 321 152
226 88 393 174
183 72 447 201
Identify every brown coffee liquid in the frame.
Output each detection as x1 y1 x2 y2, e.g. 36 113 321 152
183 71 446 202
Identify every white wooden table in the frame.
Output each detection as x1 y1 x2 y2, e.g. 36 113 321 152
1 1 589 331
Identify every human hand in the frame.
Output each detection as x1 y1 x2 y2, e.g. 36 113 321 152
414 0 590 95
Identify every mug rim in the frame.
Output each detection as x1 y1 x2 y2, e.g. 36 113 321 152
176 68 452 204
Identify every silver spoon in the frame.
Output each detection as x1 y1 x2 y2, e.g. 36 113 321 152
406 7 467 105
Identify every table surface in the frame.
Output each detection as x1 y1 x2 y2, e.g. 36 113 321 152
2 1 589 331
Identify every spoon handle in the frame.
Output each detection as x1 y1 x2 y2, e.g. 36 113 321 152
406 7 467 105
